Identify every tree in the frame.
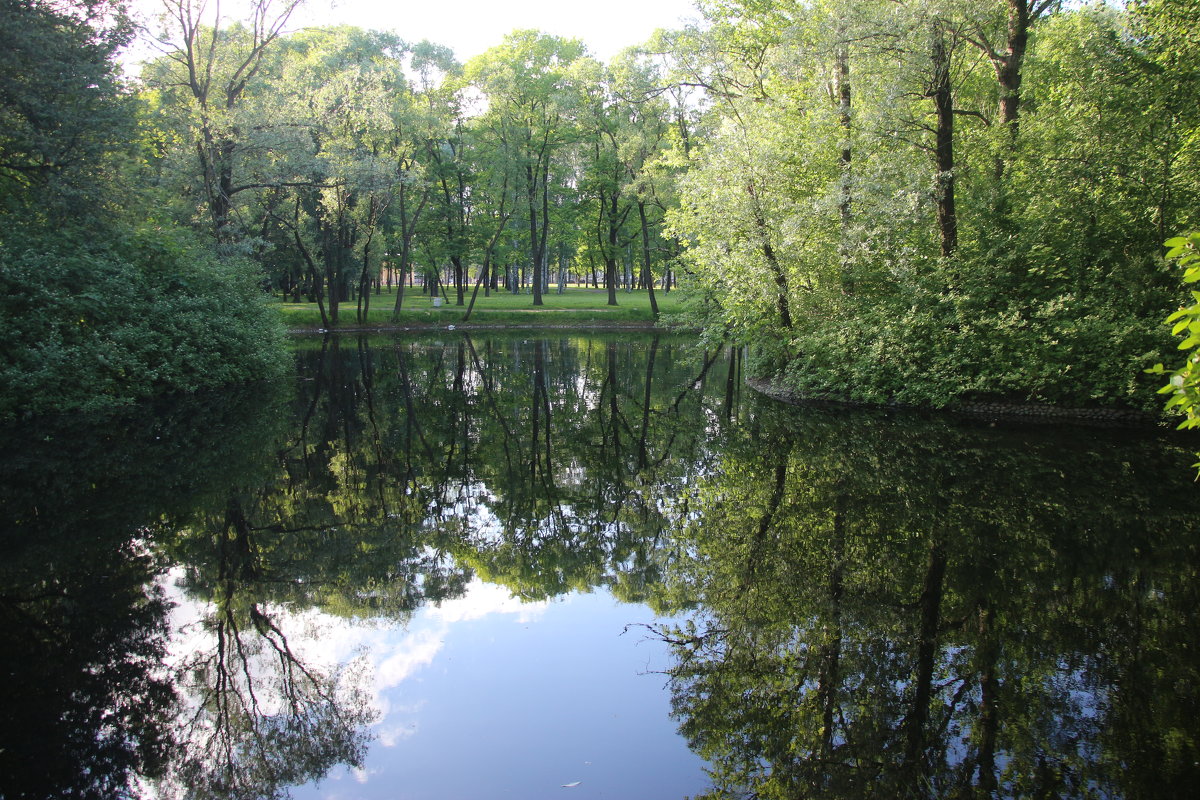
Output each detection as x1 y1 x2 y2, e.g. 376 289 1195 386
414 42 472 305
148 0 304 245
0 0 133 213
0 1 287 420
465 31 585 306
1149 232 1200 433
264 26 406 326
666 0 1189 410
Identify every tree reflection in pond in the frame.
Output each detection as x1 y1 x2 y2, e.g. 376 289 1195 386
2 333 1198 799
652 403 1200 800
0 388 287 799
160 497 379 800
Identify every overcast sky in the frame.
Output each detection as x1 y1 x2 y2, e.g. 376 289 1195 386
128 0 703 67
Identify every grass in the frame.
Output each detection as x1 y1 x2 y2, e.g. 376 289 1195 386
273 285 685 328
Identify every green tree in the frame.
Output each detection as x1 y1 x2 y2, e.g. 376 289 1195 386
666 0 1188 411
465 31 586 306
0 0 287 419
148 0 305 245
0 0 134 214
1149 232 1200 432
264 26 407 326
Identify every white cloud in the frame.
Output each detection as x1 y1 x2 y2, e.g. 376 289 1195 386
428 581 548 624
376 629 444 688
378 723 419 747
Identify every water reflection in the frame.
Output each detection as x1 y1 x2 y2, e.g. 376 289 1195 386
1 333 1198 799
0 388 289 799
652 403 1200 799
283 335 737 605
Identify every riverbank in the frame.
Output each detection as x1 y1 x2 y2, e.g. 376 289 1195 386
285 320 668 334
746 377 1162 428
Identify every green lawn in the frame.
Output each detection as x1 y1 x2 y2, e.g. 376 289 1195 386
273 285 684 328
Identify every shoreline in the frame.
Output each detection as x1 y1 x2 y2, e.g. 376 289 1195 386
282 328 1171 430
285 321 668 334
746 377 1163 429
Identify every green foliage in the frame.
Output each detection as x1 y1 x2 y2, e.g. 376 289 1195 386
0 0 133 213
669 0 1192 410
0 224 287 419
1148 231 1200 428
0 0 289 420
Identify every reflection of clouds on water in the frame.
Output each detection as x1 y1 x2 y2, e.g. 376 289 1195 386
429 580 549 625
377 721 419 747
166 575 548 726
376 629 442 688
155 573 550 796
353 581 550 752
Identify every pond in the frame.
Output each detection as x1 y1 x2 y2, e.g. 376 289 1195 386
2 332 1199 800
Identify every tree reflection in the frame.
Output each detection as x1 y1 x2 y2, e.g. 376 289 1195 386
0 388 287 800
0 537 174 800
9 334 1197 800
163 505 375 800
282 333 736 603
653 404 1200 799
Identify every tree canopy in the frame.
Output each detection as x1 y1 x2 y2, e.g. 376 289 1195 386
5 0 1200 416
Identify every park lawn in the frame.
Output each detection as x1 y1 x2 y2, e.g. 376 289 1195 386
274 285 684 328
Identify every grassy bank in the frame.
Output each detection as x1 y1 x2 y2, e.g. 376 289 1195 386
274 286 684 329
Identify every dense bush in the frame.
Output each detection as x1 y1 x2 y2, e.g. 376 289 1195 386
0 225 287 419
768 260 1176 410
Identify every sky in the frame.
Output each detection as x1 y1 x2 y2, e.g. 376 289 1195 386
128 0 703 67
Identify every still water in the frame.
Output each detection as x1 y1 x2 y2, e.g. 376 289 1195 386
2 333 1199 800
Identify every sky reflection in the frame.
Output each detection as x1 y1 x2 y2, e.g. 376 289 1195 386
162 575 707 800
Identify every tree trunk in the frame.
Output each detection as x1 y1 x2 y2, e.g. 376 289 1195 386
931 24 958 260
606 193 620 306
452 255 465 305
747 181 793 330
528 162 544 306
391 182 426 317
357 235 373 324
997 0 1031 139
638 200 659 316
836 40 854 290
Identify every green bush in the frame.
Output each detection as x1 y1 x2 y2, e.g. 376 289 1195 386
0 224 287 419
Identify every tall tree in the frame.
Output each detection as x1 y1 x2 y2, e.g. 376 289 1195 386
465 30 585 307
149 0 304 245
0 0 134 213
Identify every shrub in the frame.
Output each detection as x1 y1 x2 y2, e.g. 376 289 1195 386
0 224 287 419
